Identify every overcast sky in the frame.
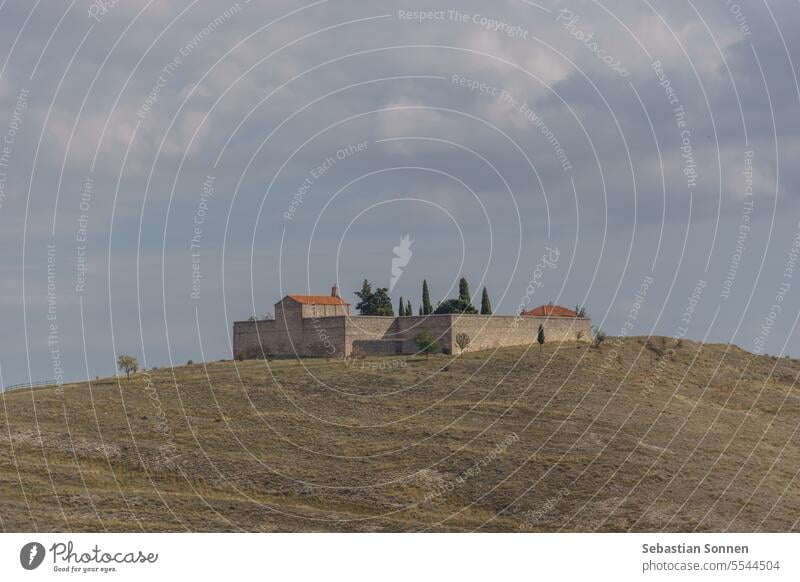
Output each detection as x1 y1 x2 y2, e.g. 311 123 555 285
1 0 799 386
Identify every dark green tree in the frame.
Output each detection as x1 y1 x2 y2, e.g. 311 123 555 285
405 299 413 317
418 306 423 316
575 305 587 318
372 287 394 316
354 279 374 315
422 279 433 315
398 296 405 316
537 324 545 351
458 277 471 303
434 298 478 315
480 287 492 315
433 278 478 314
354 280 394 316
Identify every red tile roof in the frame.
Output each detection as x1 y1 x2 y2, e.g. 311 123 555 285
284 294 350 305
522 305 578 317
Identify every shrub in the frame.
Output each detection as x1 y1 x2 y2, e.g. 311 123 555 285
414 331 440 359
591 326 606 348
455 333 471 353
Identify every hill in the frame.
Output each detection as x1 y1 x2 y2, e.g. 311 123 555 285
1 337 799 532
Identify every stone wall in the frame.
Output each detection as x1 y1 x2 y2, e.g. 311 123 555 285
342 316 397 357
393 315 456 354
233 312 590 359
233 320 279 359
450 315 590 353
351 339 404 356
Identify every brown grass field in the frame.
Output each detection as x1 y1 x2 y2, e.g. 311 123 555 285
1 336 799 532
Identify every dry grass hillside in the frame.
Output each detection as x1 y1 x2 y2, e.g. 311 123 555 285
1 337 799 532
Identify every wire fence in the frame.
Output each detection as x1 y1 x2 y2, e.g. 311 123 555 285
0 380 56 393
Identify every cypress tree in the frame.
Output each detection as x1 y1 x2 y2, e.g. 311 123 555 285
354 279 373 315
398 296 404 317
405 299 412 317
480 287 492 315
418 306 423 316
422 280 432 315
458 277 471 303
537 324 545 351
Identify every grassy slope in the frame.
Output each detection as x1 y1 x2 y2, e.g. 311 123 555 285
1 337 799 532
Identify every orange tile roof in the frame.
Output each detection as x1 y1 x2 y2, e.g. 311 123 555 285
285 294 350 305
521 305 578 317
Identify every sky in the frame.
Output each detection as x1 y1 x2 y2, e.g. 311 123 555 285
1 0 799 386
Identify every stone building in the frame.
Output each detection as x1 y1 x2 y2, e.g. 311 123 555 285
232 287 591 359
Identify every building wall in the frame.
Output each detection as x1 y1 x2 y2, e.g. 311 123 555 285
233 311 590 359
300 316 347 357
234 298 349 358
301 303 349 319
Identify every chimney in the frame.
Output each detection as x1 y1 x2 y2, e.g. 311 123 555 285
331 284 339 298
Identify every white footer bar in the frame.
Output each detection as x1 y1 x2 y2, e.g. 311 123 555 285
1 533 797 581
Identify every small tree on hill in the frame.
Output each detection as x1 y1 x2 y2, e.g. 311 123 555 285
480 287 492 315
117 354 139 379
537 324 545 352
405 299 413 317
455 332 471 353
415 330 440 359
575 305 588 318
422 279 433 315
398 296 405 316
592 325 606 348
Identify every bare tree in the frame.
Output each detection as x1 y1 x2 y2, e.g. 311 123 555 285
455 333 471 353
